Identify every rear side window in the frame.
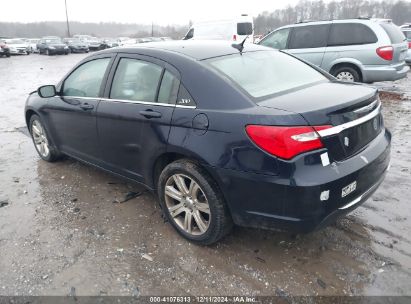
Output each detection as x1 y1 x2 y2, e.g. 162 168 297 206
110 58 162 102
259 28 290 49
380 23 406 44
237 22 253 35
158 71 180 104
289 24 329 49
328 23 378 46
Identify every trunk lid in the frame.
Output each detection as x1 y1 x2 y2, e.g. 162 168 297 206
258 82 382 161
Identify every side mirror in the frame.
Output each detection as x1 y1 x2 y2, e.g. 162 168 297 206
38 85 57 98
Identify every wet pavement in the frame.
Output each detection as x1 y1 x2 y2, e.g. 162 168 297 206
0 54 410 296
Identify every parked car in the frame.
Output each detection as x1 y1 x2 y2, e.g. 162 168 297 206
183 14 253 43
0 39 11 57
88 37 106 51
25 41 391 245
63 38 89 53
5 38 31 55
102 38 119 48
400 24 411 64
38 37 69 55
259 18 409 83
28 39 40 53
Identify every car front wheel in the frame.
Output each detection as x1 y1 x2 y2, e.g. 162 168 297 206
29 115 61 162
158 160 232 245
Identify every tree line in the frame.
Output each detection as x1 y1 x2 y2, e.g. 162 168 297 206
0 21 188 39
1 0 410 39
254 0 411 35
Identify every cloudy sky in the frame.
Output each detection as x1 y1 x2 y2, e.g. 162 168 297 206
2 0 303 25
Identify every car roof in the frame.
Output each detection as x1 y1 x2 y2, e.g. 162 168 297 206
108 40 266 60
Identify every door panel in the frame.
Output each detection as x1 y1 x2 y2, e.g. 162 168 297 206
97 101 174 181
45 96 100 162
97 55 180 183
44 56 113 163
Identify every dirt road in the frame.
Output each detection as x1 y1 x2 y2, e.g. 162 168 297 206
0 54 410 296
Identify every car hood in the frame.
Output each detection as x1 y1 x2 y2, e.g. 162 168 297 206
257 81 378 126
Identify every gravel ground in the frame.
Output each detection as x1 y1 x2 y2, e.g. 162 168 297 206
0 54 410 296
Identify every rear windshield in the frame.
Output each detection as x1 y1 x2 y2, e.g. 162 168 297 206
237 22 253 35
206 51 327 99
402 30 411 40
380 23 406 44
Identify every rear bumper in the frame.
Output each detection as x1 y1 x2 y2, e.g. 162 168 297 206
212 129 391 233
362 62 409 82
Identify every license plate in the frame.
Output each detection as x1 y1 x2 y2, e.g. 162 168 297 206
400 51 406 61
342 181 357 198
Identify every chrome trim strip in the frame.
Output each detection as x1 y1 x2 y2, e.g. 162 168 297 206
353 99 378 114
338 180 381 210
62 95 100 100
317 103 381 137
100 97 175 107
62 96 196 109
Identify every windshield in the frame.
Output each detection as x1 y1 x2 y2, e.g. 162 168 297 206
45 39 62 44
206 51 327 99
237 22 253 35
402 30 411 40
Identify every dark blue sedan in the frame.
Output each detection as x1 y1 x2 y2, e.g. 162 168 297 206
25 41 391 245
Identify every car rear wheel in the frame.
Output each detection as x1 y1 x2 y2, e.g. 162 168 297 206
29 115 61 162
333 66 360 82
158 159 232 245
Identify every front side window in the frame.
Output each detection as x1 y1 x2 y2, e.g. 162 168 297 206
288 24 330 49
328 23 378 46
207 51 327 99
259 28 290 50
110 58 163 102
62 58 111 97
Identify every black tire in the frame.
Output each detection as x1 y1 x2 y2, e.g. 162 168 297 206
332 65 361 82
29 114 62 162
6 53 10 58
158 159 233 245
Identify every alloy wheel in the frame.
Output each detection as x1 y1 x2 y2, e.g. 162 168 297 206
164 174 211 235
31 120 50 158
336 71 355 82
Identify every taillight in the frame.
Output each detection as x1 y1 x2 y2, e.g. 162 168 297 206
376 46 393 60
245 125 331 160
233 34 237 41
408 42 411 49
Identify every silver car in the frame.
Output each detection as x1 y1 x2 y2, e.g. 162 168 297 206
400 24 411 65
259 18 409 83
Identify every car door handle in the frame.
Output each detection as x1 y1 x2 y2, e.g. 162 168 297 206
80 103 94 110
139 110 162 119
